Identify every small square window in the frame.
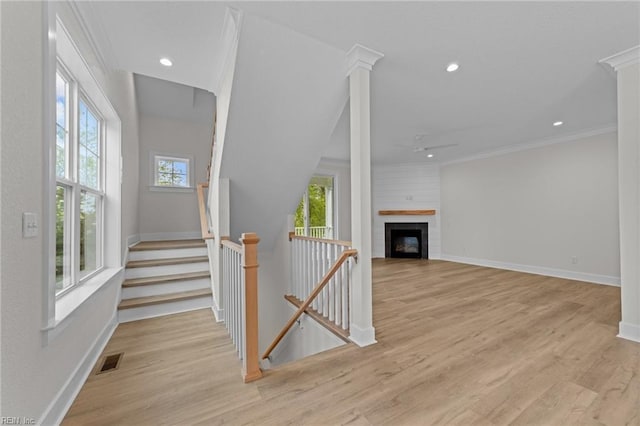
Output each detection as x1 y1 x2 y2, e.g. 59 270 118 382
153 154 193 188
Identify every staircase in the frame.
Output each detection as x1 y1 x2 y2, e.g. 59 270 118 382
118 239 213 322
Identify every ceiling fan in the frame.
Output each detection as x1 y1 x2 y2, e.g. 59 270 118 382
394 134 459 154
411 143 458 153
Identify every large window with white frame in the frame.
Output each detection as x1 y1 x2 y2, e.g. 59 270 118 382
45 15 122 335
55 62 105 295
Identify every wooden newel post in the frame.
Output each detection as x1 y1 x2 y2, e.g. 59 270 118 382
241 232 262 383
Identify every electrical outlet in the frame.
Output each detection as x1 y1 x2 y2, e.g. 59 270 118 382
23 212 38 238
406 195 413 201
571 256 578 265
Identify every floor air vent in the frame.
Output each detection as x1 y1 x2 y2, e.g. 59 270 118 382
97 353 123 374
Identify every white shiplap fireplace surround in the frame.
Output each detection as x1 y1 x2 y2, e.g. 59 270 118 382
372 163 442 259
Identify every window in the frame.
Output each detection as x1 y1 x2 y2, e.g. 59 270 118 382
151 153 194 190
45 16 122 336
295 175 335 239
54 63 105 295
154 155 190 187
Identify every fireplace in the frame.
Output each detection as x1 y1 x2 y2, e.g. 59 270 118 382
385 223 429 259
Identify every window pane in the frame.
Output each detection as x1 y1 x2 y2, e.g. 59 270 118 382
172 161 187 175
56 73 67 128
79 150 99 189
308 184 326 227
157 172 173 185
172 173 187 186
80 191 100 276
56 73 68 178
78 100 100 189
155 157 190 187
158 160 172 171
85 115 99 154
55 185 71 293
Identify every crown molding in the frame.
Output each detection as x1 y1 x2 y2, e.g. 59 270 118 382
346 43 384 76
67 1 118 72
441 125 617 167
599 45 640 71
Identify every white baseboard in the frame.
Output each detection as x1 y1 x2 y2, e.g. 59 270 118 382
440 254 621 287
139 231 201 241
40 312 118 425
211 304 224 322
618 321 640 343
127 233 141 247
123 234 141 266
348 324 377 347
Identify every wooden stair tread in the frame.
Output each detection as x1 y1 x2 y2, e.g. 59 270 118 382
118 288 212 310
123 271 211 287
284 295 350 342
130 239 206 251
126 256 209 268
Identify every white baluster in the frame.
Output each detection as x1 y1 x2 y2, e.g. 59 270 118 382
322 242 329 317
328 244 336 322
342 254 349 330
240 251 246 360
312 241 318 311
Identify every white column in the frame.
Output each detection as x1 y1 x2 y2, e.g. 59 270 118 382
601 46 640 343
347 44 383 347
211 177 230 321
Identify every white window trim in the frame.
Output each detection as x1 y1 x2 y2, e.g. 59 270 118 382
54 72 107 298
149 151 195 192
42 12 122 342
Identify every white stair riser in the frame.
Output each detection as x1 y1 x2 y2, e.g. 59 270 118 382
118 296 213 323
128 247 207 261
122 278 211 299
125 262 209 279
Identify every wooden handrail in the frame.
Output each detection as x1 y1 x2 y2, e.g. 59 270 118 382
288 232 353 247
220 237 242 253
196 183 215 240
261 248 358 360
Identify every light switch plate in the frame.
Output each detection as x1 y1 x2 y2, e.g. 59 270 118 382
23 212 38 238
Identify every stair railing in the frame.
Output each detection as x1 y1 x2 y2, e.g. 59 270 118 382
262 234 357 360
220 233 262 382
196 183 215 240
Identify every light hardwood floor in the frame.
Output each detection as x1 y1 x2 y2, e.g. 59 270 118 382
64 260 640 426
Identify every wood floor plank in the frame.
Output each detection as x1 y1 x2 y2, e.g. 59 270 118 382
64 260 639 426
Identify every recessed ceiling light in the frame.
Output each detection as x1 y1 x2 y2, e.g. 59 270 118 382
446 63 459 72
553 121 563 127
160 57 173 67
427 154 434 158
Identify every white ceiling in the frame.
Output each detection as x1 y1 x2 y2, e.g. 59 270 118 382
76 1 640 164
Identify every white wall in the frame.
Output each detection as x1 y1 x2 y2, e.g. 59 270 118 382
110 72 140 258
138 116 212 237
256 219 292 355
219 12 348 249
0 2 140 422
440 132 620 285
372 163 442 258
